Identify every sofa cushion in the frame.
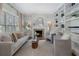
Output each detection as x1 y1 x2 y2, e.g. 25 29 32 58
0 33 12 42
14 32 24 39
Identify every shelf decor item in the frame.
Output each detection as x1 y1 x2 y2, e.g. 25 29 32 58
56 14 58 16
56 24 58 27
56 20 58 23
61 13 64 17
71 3 75 6
61 24 64 28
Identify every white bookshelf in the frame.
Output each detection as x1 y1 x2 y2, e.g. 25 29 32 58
65 3 79 16
64 3 79 55
65 17 79 22
72 41 79 55
53 3 79 55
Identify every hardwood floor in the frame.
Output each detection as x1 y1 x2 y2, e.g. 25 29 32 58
14 40 54 56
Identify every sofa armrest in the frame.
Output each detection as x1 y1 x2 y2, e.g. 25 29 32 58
0 42 13 56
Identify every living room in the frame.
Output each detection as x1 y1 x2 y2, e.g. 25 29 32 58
0 3 79 56
0 3 57 56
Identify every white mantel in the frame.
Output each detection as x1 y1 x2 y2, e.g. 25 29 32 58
32 25 45 39
32 25 45 30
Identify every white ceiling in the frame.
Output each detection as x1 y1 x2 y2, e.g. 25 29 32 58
12 3 63 14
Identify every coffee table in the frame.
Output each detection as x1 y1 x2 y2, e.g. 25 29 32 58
32 39 38 49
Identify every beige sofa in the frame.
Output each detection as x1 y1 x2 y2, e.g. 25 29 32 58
0 32 30 56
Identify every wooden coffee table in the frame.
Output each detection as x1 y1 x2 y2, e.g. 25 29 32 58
32 39 38 49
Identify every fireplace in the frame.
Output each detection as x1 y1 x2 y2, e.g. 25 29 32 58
34 29 44 40
35 30 42 37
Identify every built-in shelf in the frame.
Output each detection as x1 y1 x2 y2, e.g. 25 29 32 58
65 3 79 56
65 6 79 17
53 3 79 56
69 26 79 28
71 32 79 34
72 40 79 45
65 17 79 22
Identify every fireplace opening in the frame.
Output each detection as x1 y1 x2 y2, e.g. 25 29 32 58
35 30 42 37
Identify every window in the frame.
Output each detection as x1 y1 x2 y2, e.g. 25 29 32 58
0 12 19 33
0 12 5 32
0 26 5 32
